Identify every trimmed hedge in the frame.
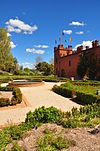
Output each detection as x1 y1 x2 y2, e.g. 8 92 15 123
0 98 10 107
76 91 100 105
43 78 59 82
0 86 13 91
52 81 100 105
52 85 76 98
0 86 22 107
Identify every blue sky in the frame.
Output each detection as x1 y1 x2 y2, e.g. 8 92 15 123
0 0 100 68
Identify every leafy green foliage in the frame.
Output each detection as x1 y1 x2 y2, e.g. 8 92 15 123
38 129 69 151
0 104 100 150
52 81 100 105
88 59 98 80
25 106 63 128
0 86 22 107
35 62 54 76
0 28 14 72
10 142 23 151
77 52 88 78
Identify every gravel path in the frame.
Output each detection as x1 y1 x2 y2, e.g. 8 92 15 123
0 82 81 127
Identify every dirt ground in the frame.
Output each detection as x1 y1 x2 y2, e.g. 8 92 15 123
0 91 12 100
6 123 100 151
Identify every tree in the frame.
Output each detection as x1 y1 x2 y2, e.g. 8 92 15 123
77 52 88 79
88 59 97 80
24 67 30 72
0 28 14 72
35 61 54 76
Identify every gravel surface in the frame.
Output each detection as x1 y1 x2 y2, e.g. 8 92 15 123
0 91 12 100
0 82 81 127
6 123 100 151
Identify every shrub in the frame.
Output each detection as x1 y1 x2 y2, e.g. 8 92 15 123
38 130 69 151
0 86 13 91
12 87 22 104
0 86 22 107
0 98 10 107
10 142 23 151
52 85 76 98
71 107 79 116
76 92 100 105
61 119 77 128
8 126 23 140
25 106 63 128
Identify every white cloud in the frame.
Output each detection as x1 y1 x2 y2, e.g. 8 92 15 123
26 48 45 54
74 40 92 50
10 41 16 48
63 30 72 35
34 45 49 48
6 18 38 34
22 62 34 69
69 21 85 26
75 31 84 35
7 33 11 37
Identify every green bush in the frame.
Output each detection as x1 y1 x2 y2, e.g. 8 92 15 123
10 142 23 151
38 130 69 151
12 87 22 104
76 91 100 105
0 86 22 107
0 98 10 107
25 106 63 128
43 78 59 82
0 86 13 91
52 85 76 98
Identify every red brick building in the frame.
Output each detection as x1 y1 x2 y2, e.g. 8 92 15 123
54 40 100 79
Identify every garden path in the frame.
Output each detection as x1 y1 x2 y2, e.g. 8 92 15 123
0 82 81 127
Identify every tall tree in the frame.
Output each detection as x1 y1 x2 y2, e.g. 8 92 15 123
77 52 88 78
0 28 14 71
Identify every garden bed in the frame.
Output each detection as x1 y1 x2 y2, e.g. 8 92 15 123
0 86 22 107
52 80 100 105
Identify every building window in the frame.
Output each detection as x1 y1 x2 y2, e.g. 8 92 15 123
56 58 57 64
69 60 71 67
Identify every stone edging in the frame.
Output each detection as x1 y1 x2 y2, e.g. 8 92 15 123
9 81 45 87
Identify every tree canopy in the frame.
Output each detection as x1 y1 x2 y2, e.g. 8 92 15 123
35 61 54 76
0 28 14 72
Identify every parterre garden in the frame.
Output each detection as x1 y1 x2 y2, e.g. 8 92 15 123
0 75 100 150
52 80 100 105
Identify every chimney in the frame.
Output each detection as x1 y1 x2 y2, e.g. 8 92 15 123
95 40 99 47
92 41 95 48
68 45 72 54
86 46 89 50
54 47 57 51
80 45 83 51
